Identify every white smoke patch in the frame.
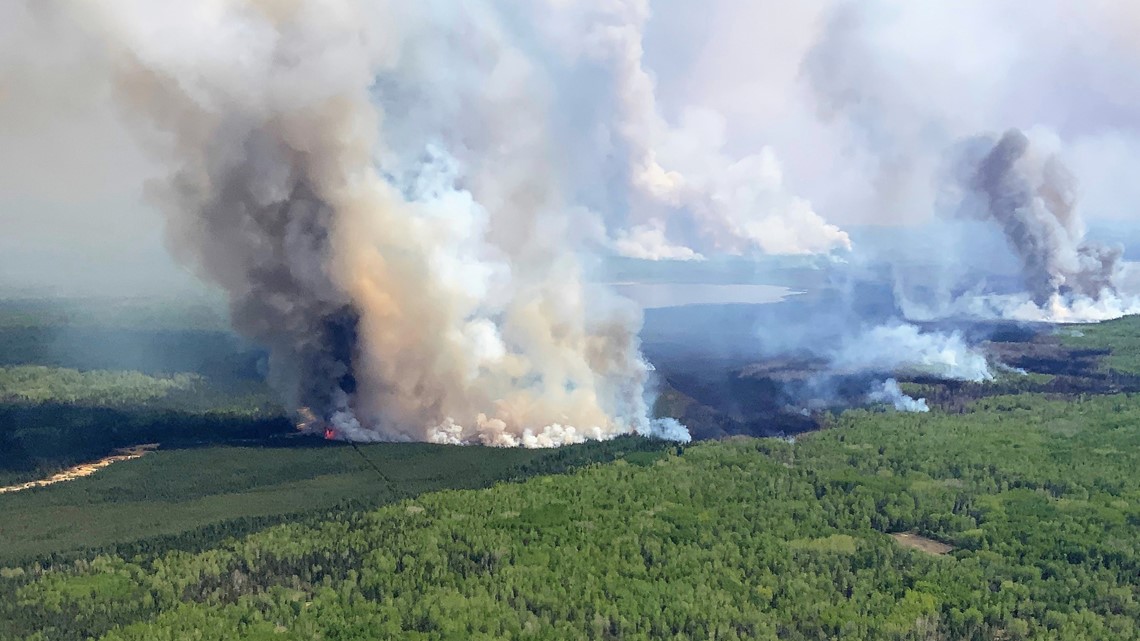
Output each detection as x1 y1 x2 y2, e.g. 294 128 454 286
833 324 993 383
898 289 1140 326
1005 294 1140 324
656 111 852 255
868 379 929 413
642 417 692 443
534 0 851 257
428 418 609 449
612 223 704 261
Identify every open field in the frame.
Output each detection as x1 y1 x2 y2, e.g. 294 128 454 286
890 532 954 556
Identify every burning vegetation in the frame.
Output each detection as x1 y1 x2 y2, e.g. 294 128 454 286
650 315 1140 441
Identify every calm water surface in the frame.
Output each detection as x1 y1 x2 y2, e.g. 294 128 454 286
611 283 803 309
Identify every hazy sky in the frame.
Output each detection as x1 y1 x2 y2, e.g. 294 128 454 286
0 3 198 296
4 0 1140 297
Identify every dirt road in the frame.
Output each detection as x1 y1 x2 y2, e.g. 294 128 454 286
0 444 159 495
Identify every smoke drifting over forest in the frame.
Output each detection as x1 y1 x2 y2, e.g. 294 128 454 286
8 0 1140 442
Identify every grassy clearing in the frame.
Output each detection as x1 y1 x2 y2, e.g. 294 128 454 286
891 532 954 556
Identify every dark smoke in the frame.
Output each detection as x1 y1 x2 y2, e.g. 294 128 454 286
957 129 1123 306
178 171 360 427
82 0 690 446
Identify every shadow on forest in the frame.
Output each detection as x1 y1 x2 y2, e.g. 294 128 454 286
0 401 293 476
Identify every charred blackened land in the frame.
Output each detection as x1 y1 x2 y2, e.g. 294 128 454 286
900 322 1140 412
651 317 1140 440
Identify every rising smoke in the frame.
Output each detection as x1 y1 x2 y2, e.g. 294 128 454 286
80 0 695 446
833 324 992 383
944 129 1131 316
530 0 851 258
12 0 1140 439
795 0 1140 325
868 379 929 414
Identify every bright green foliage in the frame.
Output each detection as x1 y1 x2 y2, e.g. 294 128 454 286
1062 315 1140 375
0 437 667 564
4 393 1140 641
0 366 200 406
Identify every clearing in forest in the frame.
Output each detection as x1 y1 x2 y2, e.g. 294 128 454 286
890 531 954 556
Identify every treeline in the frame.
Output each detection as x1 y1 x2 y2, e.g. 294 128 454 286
0 298 288 481
0 436 673 567
0 366 201 406
0 297 229 333
0 404 291 475
0 363 286 482
4 394 1140 640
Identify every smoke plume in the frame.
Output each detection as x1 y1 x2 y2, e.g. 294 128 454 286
79 0 695 446
833 324 992 383
949 129 1128 310
868 379 929 413
13 0 1140 441
534 0 852 259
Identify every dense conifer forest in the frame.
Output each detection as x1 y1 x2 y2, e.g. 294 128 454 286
3 300 1140 640
4 393 1140 640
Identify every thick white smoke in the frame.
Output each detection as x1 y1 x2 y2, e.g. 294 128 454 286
14 0 1140 443
529 0 852 259
868 379 929 413
75 0 697 446
833 324 993 383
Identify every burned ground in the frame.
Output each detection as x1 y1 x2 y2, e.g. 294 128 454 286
649 315 1140 441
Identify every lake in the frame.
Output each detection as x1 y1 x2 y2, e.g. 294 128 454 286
610 283 803 309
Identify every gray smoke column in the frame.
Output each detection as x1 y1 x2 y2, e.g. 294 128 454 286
85 0 684 446
960 129 1123 307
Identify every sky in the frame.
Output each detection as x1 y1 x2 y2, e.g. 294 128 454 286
3 0 1140 297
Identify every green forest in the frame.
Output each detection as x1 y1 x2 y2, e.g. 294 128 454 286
0 298 284 485
2 299 1140 640
4 393 1140 640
